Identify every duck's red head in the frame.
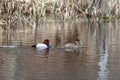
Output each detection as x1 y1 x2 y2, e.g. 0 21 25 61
43 39 50 47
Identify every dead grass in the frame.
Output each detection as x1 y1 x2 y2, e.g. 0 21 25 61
0 0 120 29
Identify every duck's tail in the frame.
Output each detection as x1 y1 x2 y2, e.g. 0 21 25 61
31 44 36 48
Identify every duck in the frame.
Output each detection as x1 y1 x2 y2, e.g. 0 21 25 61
32 39 50 50
64 39 82 51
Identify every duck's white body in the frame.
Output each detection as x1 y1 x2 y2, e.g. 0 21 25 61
32 39 50 50
36 43 48 50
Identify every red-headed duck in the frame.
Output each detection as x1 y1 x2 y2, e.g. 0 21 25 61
32 39 50 50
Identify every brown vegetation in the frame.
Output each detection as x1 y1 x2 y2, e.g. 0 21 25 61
0 0 120 29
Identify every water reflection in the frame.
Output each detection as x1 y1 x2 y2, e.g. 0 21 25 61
96 21 109 80
97 52 109 80
0 49 18 80
0 19 89 47
0 19 120 80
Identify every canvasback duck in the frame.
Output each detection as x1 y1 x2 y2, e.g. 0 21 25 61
64 39 82 51
32 39 50 50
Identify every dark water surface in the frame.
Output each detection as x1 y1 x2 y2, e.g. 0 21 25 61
0 19 120 80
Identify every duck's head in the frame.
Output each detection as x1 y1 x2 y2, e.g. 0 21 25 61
75 39 80 45
43 39 50 48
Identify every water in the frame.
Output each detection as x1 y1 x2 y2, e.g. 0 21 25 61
0 19 120 80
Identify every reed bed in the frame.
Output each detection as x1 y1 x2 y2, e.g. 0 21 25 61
0 0 120 29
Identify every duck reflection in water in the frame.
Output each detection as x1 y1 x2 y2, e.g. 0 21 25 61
34 48 49 58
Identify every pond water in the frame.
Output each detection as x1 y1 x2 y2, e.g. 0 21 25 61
0 19 120 80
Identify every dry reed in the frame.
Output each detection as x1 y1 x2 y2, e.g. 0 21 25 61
0 0 120 29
